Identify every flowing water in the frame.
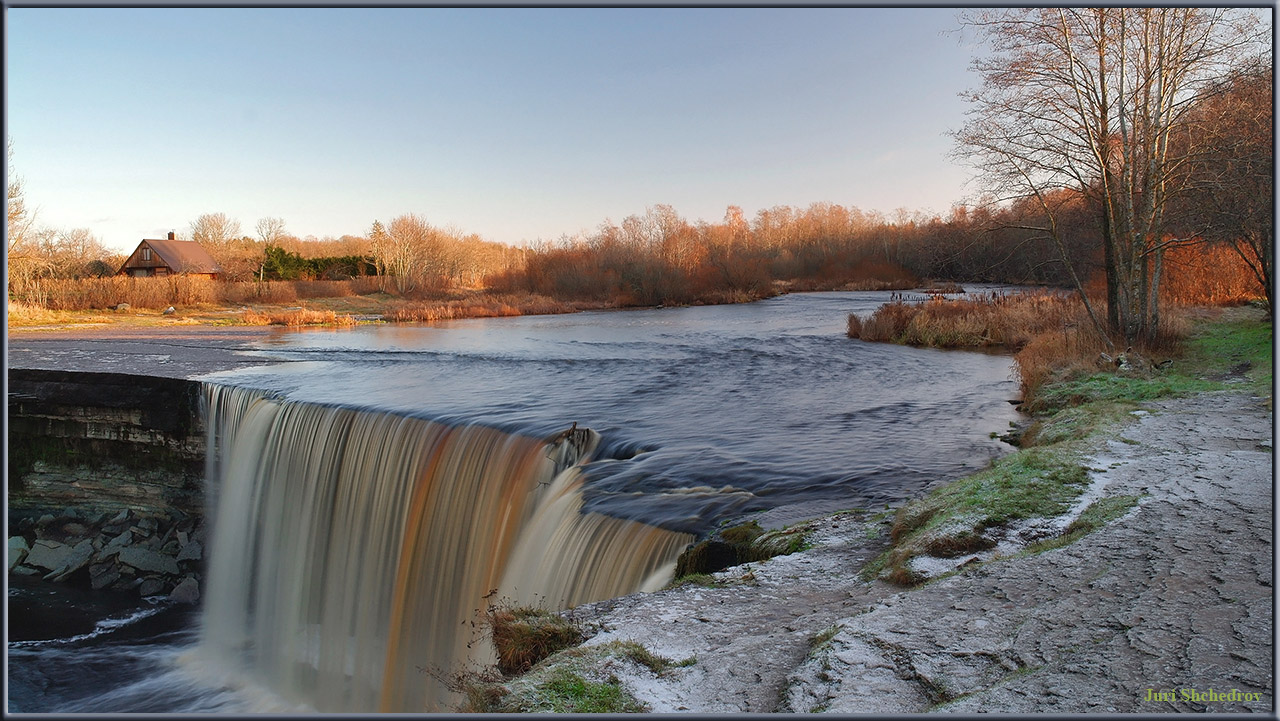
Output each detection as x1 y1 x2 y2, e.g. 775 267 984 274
8 289 1024 712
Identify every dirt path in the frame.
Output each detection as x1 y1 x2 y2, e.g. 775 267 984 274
568 391 1273 713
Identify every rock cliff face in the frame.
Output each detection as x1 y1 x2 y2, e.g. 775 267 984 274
8 369 210 600
8 369 206 520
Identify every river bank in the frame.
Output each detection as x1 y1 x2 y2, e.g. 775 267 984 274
479 387 1271 713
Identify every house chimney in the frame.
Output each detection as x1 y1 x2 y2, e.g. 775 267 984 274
167 231 175 240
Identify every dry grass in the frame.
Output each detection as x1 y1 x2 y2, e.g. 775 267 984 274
384 293 586 323
220 281 300 305
850 290 1194 403
20 276 221 310
488 605 586 677
241 308 356 327
851 290 1089 349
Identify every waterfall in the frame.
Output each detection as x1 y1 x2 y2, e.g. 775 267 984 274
198 383 693 712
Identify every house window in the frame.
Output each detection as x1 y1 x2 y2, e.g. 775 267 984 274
142 248 152 261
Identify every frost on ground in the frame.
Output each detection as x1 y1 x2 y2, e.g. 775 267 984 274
558 391 1272 713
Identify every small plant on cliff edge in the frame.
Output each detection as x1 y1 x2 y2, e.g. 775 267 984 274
487 604 587 676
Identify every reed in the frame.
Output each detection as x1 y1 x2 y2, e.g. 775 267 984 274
241 308 356 327
853 290 1088 349
383 293 583 323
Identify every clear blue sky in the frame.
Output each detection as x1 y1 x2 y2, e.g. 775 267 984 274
7 8 981 252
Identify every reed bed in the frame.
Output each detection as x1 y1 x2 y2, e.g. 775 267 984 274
849 290 1088 349
241 308 357 327
23 276 220 310
383 293 584 323
849 289 1194 402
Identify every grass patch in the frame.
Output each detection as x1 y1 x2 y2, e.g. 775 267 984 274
465 640 686 713
864 447 1090 585
610 640 696 674
523 668 648 713
849 290 1086 349
808 624 843 652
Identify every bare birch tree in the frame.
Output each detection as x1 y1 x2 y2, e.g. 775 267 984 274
955 8 1264 345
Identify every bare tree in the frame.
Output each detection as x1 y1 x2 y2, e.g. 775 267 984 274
189 212 242 247
374 213 439 294
956 8 1264 345
52 227 109 278
256 216 288 246
6 140 52 295
1174 59 1273 313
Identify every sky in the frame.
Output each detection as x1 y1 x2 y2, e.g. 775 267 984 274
7 8 984 253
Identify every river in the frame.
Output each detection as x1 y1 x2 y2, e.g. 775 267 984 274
8 289 1024 712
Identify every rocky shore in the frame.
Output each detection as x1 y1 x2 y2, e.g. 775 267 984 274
532 390 1273 713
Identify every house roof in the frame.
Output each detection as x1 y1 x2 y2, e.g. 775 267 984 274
128 239 224 274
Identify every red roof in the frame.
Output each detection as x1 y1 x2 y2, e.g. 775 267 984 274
120 239 224 275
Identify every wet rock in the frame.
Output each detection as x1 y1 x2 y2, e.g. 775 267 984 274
45 539 95 582
90 563 121 590
176 540 203 563
24 539 74 571
116 546 180 575
36 514 55 529
8 536 31 570
139 577 166 597
93 531 134 562
170 576 200 604
675 539 741 576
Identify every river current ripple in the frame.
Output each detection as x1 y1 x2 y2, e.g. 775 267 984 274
207 288 1024 532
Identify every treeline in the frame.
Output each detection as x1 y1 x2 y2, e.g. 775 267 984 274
486 199 1111 307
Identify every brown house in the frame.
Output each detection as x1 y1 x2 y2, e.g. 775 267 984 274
118 232 224 279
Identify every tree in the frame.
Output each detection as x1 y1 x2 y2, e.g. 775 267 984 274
189 212 242 247
6 140 54 296
256 216 288 246
956 8 1263 345
374 214 438 294
1174 60 1273 313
